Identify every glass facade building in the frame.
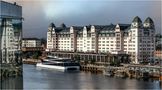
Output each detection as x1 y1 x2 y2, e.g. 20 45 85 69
0 1 23 89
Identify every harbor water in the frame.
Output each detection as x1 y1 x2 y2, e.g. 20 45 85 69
23 64 161 89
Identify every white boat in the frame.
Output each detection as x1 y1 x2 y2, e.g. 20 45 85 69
36 57 80 71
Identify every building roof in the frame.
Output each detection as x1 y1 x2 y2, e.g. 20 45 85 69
0 1 22 19
51 23 132 34
132 16 142 23
49 22 55 28
60 23 66 28
72 26 84 31
144 17 154 24
55 27 70 34
118 24 131 30
93 25 111 30
22 38 40 40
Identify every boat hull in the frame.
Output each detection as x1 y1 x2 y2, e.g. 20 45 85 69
36 63 80 71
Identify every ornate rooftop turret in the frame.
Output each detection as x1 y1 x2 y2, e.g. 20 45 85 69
48 22 55 31
60 23 66 29
49 22 55 28
132 16 142 23
144 17 154 23
143 17 154 29
131 16 142 28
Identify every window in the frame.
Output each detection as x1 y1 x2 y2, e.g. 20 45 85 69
116 34 120 36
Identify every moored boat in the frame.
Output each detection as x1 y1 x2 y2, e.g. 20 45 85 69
36 57 80 71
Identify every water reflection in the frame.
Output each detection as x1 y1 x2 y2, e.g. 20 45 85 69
0 76 23 89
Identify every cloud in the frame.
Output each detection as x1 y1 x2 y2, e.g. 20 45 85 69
3 0 161 38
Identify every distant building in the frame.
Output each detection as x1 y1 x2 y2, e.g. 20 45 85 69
154 50 162 60
46 16 155 64
0 1 23 64
22 38 43 52
22 38 41 47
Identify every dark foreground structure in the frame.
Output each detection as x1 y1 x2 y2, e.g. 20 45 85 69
0 1 23 89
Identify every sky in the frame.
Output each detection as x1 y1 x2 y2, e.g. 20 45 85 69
3 0 162 38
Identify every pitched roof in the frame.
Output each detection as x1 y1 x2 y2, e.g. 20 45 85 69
55 27 70 33
72 26 83 31
49 22 55 28
60 23 66 28
118 24 131 30
50 23 131 34
132 16 142 23
144 17 154 23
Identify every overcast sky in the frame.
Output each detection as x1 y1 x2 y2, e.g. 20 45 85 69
4 0 161 38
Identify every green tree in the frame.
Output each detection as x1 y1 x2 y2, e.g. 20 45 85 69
32 51 41 59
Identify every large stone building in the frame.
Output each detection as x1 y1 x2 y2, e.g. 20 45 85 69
46 16 155 64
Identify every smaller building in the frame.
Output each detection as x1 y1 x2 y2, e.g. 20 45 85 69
22 38 43 52
22 38 41 47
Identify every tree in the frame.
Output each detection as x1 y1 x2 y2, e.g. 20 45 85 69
32 51 41 59
32 52 39 59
